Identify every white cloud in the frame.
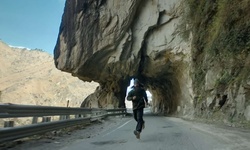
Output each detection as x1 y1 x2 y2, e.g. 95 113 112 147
9 45 31 50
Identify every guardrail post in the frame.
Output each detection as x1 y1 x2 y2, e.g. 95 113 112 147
59 115 70 120
59 115 65 120
32 117 38 124
123 109 127 117
42 117 51 122
75 114 83 118
4 121 14 127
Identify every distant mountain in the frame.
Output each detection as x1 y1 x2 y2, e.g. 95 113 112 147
0 40 98 107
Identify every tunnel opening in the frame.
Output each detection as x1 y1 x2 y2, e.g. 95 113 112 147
80 73 180 116
145 76 180 115
123 75 180 115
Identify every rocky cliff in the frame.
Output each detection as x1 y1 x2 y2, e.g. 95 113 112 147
54 0 250 127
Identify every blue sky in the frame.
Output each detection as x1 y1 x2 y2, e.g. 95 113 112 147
0 0 65 55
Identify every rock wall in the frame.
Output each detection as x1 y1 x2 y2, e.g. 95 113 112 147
187 0 250 126
55 0 250 126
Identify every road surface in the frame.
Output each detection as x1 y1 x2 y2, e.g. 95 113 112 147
60 113 250 150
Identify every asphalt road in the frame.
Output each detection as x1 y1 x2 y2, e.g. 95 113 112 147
60 112 250 150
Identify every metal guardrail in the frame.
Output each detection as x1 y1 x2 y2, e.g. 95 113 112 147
0 104 101 118
0 104 127 143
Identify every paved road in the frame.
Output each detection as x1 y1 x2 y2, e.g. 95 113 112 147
60 113 250 150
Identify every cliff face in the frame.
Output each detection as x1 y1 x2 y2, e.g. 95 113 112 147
54 0 250 126
187 0 250 126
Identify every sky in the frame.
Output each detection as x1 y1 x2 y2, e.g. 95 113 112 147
0 0 66 55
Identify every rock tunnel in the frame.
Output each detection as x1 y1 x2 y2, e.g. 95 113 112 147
78 69 181 115
54 0 191 115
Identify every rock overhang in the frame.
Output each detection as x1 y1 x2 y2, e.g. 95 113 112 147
54 0 191 114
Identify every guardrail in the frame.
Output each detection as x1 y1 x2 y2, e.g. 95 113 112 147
0 104 127 143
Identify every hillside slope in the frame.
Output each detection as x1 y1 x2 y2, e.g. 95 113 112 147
0 40 98 107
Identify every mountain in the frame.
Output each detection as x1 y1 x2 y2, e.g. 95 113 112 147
0 40 98 107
